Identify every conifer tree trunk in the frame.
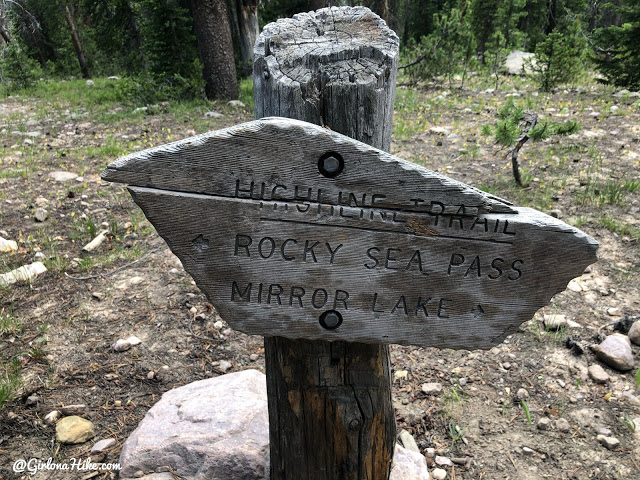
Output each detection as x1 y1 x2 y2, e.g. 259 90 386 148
237 0 260 76
62 1 89 78
191 0 239 100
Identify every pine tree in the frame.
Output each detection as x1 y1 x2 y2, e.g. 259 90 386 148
593 0 640 90
530 18 586 91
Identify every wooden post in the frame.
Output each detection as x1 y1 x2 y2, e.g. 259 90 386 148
253 7 399 480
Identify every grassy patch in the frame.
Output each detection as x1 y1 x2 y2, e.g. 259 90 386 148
0 359 22 410
0 309 21 336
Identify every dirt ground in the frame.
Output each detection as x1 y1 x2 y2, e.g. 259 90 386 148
1 78 639 480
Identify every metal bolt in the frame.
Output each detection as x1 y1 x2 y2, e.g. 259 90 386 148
322 156 340 174
349 418 361 431
323 311 341 328
319 310 342 330
318 152 344 178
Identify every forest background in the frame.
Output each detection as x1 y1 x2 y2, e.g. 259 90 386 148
1 0 639 101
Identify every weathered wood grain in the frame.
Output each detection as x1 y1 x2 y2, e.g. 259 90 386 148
103 116 598 348
123 173 597 348
103 117 514 215
253 6 399 152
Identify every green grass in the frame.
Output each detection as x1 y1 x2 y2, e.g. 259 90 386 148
238 77 254 109
521 399 532 424
0 309 21 336
0 359 22 410
598 216 640 239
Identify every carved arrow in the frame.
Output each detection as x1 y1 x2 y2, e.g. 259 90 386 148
102 117 598 349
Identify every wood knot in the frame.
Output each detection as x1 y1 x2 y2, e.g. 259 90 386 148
349 418 361 431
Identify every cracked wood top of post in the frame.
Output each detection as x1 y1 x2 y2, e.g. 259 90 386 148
255 7 398 87
102 117 598 349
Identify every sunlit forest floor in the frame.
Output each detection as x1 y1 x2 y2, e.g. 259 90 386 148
1 74 639 479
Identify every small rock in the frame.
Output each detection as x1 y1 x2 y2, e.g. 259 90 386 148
34 208 48 222
217 360 232 372
61 404 86 416
607 307 622 316
86 79 95 87
596 426 612 436
91 438 116 454
429 127 450 135
204 111 223 118
516 388 529 400
249 354 259 362
56 416 95 444
25 395 39 406
628 321 640 346
82 230 108 252
622 391 640 405
49 171 78 182
147 371 155 380
227 100 246 108
593 334 635 371
537 417 551 431
113 335 142 352
597 435 620 450
613 89 630 97
44 410 61 425
543 314 567 330
435 456 453 467
0 236 18 253
588 364 610 384
610 105 619 112
556 418 571 432
108 76 120 80
522 447 535 456
0 262 47 287
432 468 447 480
34 252 46 261
398 429 420 453
421 383 443 395
549 209 562 218
394 370 409 381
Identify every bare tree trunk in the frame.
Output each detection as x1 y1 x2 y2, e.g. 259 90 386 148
62 1 90 78
237 0 260 76
0 7 11 45
191 0 239 100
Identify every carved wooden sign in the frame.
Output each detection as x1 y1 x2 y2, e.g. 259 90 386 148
103 117 597 349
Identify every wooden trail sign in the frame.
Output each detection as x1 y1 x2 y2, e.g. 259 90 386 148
103 7 597 480
102 116 598 349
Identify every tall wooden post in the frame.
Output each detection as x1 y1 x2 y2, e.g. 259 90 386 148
253 7 399 480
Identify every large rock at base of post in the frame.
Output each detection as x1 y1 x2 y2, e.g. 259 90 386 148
119 369 269 479
391 444 431 480
120 370 430 480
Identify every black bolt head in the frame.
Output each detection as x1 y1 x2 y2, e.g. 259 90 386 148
319 310 343 330
318 152 344 178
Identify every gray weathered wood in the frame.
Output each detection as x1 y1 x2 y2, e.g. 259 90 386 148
254 9 397 480
253 6 399 152
103 117 598 348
